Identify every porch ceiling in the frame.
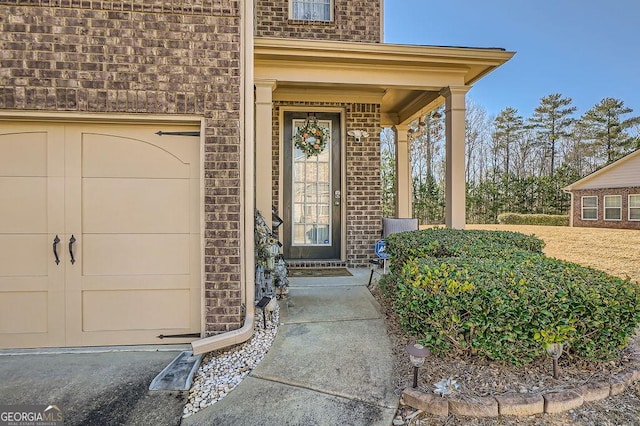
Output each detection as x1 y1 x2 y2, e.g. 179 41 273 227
254 37 515 126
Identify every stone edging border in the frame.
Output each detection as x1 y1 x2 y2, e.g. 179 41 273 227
401 366 640 417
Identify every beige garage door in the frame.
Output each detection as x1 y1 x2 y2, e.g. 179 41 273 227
0 122 201 349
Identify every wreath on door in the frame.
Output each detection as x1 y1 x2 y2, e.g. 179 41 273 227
294 115 329 158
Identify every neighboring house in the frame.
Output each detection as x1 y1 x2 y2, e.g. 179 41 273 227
564 149 640 230
0 0 513 351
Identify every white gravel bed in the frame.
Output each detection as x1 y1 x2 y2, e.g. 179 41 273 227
182 304 280 418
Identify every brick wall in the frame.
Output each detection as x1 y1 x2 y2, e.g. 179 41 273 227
346 103 381 266
272 101 381 267
255 0 381 43
0 2 243 335
571 187 640 230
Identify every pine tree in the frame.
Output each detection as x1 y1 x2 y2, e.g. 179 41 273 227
580 98 639 164
493 107 524 212
528 93 576 177
493 107 524 177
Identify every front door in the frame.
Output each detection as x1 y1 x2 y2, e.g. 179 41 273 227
283 112 341 260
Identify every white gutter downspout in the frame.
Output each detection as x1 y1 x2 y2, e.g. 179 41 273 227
562 187 574 228
192 0 256 356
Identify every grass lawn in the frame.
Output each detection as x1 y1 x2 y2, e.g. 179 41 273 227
467 224 640 284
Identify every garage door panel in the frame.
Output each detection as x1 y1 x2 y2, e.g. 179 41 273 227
0 132 48 177
0 292 48 334
82 134 191 179
0 124 66 349
0 276 50 292
82 178 190 234
82 289 191 332
0 235 49 277
79 274 191 291
0 178 48 233
82 234 190 276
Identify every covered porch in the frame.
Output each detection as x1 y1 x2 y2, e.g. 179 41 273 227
253 37 514 265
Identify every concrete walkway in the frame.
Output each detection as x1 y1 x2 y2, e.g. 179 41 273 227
182 268 398 426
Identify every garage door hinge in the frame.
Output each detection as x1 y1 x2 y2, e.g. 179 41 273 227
155 131 201 137
157 333 201 339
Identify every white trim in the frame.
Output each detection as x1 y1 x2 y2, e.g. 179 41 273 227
199 118 207 339
569 192 574 226
603 194 622 221
340 111 347 261
289 0 334 21
581 195 598 221
0 110 202 124
629 194 640 221
273 87 384 104
379 0 384 41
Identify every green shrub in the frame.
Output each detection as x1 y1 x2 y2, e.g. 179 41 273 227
385 228 544 273
498 212 569 226
394 253 640 365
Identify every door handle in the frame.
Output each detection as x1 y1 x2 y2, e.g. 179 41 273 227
69 235 76 265
53 235 60 265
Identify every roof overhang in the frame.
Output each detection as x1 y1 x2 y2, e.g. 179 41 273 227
254 37 515 126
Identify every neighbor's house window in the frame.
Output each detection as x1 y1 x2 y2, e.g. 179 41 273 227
629 194 640 221
604 195 622 221
581 196 598 220
290 0 333 21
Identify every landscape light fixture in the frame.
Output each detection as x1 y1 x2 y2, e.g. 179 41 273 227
256 296 272 329
406 343 430 388
545 343 564 379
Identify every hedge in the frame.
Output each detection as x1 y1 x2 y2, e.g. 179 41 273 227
385 228 544 274
385 228 640 365
497 212 569 226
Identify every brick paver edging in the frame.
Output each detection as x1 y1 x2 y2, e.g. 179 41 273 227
401 366 640 417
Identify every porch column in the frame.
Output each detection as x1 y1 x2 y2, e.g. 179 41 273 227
392 125 412 218
254 79 277 218
441 86 470 229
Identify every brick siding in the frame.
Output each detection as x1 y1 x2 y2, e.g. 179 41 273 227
570 187 640 230
272 101 381 267
0 2 243 335
255 0 381 43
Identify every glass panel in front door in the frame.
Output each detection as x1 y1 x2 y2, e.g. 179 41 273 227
292 119 332 246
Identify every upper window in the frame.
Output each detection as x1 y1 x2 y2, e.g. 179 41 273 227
604 195 622 221
629 194 640 221
581 196 598 220
290 0 333 21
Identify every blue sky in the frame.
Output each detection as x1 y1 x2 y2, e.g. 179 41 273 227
384 1 640 119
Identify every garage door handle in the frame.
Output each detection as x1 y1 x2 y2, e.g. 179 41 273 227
69 235 76 265
53 235 61 265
